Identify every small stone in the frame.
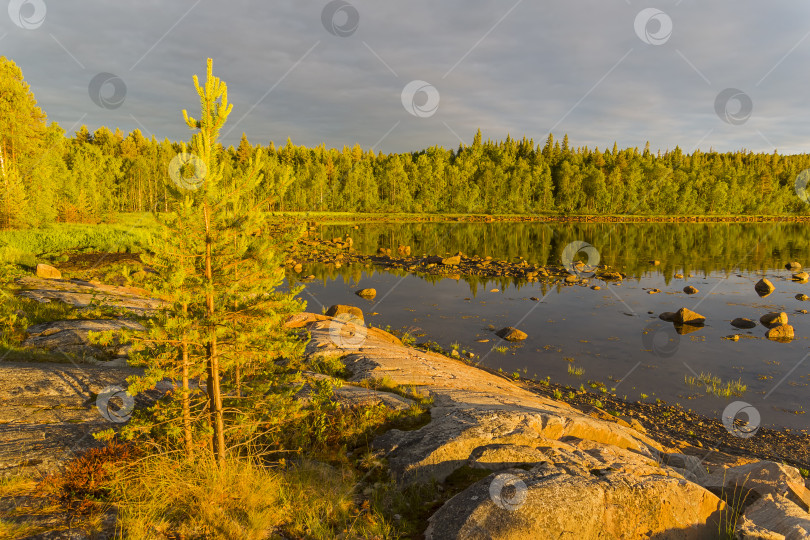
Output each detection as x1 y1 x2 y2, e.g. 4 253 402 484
767 324 794 342
796 294 809 301
650 260 661 266
591 285 601 290
793 272 809 282
674 273 684 279
35 264 61 280
786 261 802 270
760 312 788 329
672 307 705 325
755 278 775 297
355 288 377 299
647 289 661 294
724 334 740 341
731 318 757 329
441 255 461 266
683 286 699 294
530 297 540 301
496 327 528 341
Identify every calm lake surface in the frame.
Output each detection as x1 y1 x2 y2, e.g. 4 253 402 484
294 221 810 430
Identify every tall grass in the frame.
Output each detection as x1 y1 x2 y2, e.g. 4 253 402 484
109 453 395 539
0 214 159 265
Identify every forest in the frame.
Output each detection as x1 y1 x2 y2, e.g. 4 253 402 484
2 54 810 230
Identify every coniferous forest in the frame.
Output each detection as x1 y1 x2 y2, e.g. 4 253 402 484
2 54 810 230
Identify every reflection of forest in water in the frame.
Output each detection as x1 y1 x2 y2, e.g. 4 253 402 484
314 221 810 280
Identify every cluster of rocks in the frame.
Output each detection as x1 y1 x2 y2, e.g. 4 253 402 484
288 308 810 539
286 234 628 286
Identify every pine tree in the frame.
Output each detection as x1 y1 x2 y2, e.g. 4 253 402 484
130 59 305 462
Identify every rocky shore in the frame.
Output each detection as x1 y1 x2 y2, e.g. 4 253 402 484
290 309 810 538
3 267 810 538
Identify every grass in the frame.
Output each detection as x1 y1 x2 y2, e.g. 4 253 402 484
567 364 585 377
685 372 747 398
0 213 159 266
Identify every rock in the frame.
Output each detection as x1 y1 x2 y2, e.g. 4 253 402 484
648 288 661 294
355 288 377 300
650 259 661 266
495 327 527 341
591 285 601 290
672 307 706 325
786 262 803 271
325 305 364 323
529 297 540 301
35 264 61 280
767 324 795 342
659 312 677 322
793 272 810 282
16 276 164 315
450 349 460 358
760 312 789 328
683 286 699 294
674 273 684 279
755 278 775 297
24 319 145 358
736 494 810 539
732 318 757 329
425 464 724 540
599 271 622 281
702 461 810 512
796 294 809 301
441 255 461 266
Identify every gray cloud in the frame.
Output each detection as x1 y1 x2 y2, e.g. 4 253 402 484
3 0 809 153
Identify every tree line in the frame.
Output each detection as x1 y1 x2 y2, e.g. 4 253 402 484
3 55 810 230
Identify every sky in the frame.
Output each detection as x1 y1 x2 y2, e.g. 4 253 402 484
2 0 810 155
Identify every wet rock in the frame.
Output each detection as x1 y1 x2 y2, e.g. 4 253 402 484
35 264 61 280
441 255 461 266
648 288 661 294
355 288 377 300
793 272 809 282
529 297 540 301
767 324 794 342
755 278 775 297
760 312 789 328
564 275 578 283
325 305 364 323
786 261 803 271
683 286 699 294
735 494 810 539
649 259 661 266
731 318 757 329
796 294 809 301
672 307 706 325
591 285 601 290
496 327 527 341
674 273 684 279
659 312 677 322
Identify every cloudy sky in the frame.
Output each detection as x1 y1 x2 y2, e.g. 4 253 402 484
3 0 810 154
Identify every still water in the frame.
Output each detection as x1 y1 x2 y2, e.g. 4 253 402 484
295 221 810 430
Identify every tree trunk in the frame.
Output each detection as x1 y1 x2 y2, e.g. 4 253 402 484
181 339 192 457
204 202 226 462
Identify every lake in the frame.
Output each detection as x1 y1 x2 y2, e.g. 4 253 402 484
294 221 810 431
